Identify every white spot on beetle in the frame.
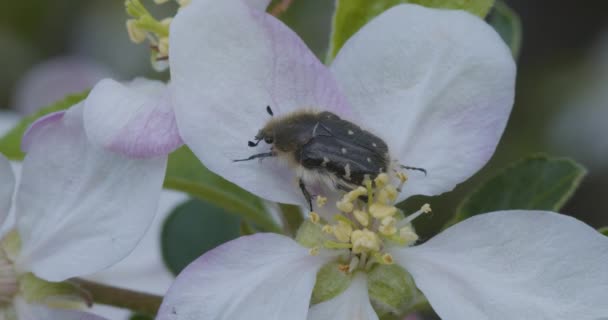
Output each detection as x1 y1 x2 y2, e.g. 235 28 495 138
344 163 352 180
367 157 372 163
348 130 354 135
341 148 347 154
372 143 377 147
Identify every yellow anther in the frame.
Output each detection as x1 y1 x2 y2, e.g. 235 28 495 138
379 216 397 236
353 209 369 227
351 229 381 254
345 186 367 202
399 225 419 245
333 221 352 243
309 212 320 224
369 203 397 219
316 195 327 208
382 253 394 264
126 19 147 43
322 225 333 234
374 173 389 188
336 200 354 213
397 172 408 183
308 247 319 256
338 264 350 273
383 185 398 202
421 203 432 214
158 37 169 57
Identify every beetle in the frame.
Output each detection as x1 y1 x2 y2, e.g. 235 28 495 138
234 106 425 210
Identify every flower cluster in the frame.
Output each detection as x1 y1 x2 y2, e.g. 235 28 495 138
3 0 607 319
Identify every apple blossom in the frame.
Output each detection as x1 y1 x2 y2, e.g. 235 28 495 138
152 0 608 319
0 99 168 318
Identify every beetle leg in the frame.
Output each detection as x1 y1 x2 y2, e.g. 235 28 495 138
299 178 313 212
233 152 275 162
399 164 427 176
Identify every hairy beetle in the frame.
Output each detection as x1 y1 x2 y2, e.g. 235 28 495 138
235 106 425 210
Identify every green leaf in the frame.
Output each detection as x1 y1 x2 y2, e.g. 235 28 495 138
487 0 522 58
599 227 608 236
0 91 88 160
164 146 281 232
328 0 494 61
129 314 153 320
448 154 586 226
161 198 242 275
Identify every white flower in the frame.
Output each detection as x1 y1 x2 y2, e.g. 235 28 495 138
0 99 168 318
153 0 608 319
167 0 515 206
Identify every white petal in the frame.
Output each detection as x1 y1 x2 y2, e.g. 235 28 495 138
308 273 378 320
169 0 352 204
86 190 187 295
14 298 107 320
15 103 167 282
84 78 183 158
0 154 15 226
392 210 608 320
157 233 333 320
331 4 516 201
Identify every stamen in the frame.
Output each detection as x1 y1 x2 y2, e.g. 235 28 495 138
332 221 352 243
382 253 394 264
399 225 419 245
316 195 328 208
336 200 354 213
374 173 389 188
353 209 369 227
379 216 397 235
309 247 319 256
369 203 397 219
309 212 320 224
351 229 380 254
397 203 432 227
338 264 350 273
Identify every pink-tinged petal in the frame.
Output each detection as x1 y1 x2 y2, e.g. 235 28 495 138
157 233 333 320
169 0 352 204
0 154 15 227
308 273 378 320
331 4 516 201
84 78 183 158
14 298 108 320
21 111 65 152
392 211 608 320
15 103 167 282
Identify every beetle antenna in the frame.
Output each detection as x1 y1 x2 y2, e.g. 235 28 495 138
399 165 427 176
266 105 274 116
248 139 261 147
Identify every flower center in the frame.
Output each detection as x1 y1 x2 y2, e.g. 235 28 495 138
308 172 431 272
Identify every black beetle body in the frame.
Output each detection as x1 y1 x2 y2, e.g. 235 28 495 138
236 108 391 210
